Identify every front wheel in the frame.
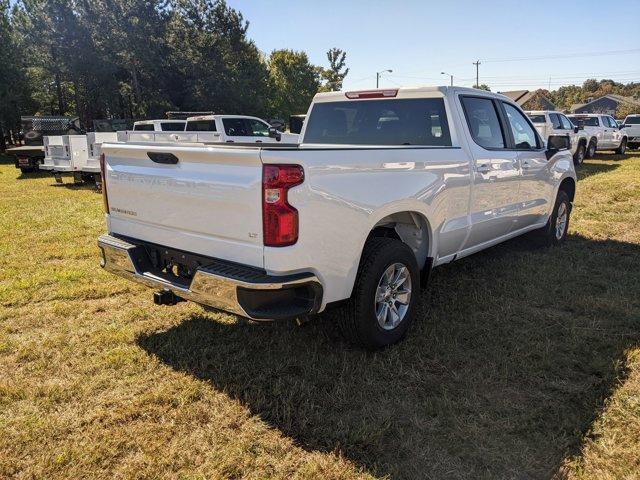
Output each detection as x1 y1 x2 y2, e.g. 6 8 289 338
338 237 419 349
530 190 571 247
615 138 627 155
587 140 597 158
573 143 586 165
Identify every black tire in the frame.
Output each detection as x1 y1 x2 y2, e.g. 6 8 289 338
615 138 627 155
19 167 33 174
530 190 571 247
586 139 597 158
338 237 419 349
573 143 586 165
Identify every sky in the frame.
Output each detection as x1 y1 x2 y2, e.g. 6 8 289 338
226 0 640 92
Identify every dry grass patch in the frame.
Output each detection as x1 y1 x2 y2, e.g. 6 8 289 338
1 153 639 479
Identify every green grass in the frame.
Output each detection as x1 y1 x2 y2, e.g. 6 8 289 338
1 153 639 479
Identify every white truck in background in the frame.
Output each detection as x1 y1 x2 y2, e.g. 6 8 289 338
622 114 640 150
98 86 576 349
526 110 592 164
567 114 628 155
116 115 299 144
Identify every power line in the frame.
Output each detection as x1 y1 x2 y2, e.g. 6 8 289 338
482 48 640 63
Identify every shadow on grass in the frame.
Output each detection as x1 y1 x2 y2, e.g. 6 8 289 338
138 234 640 479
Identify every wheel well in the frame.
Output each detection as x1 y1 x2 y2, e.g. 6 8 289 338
559 177 576 203
368 211 431 271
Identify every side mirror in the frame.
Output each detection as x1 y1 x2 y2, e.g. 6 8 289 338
546 135 570 160
268 127 281 142
573 126 579 134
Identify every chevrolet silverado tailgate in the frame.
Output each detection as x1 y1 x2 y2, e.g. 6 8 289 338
102 143 264 268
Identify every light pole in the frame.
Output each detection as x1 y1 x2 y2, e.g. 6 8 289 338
376 69 392 88
441 71 453 86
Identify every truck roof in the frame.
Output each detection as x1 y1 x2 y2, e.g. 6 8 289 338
134 119 186 126
312 86 511 103
185 114 268 123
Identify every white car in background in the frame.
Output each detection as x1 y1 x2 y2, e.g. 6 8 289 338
526 110 591 164
184 114 300 143
567 114 628 156
622 114 640 150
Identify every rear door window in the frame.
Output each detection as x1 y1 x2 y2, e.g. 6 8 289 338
304 98 452 146
460 96 505 149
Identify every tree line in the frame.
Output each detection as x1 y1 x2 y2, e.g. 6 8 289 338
0 0 349 148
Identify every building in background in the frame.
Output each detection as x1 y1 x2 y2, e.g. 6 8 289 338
570 95 640 115
499 90 556 111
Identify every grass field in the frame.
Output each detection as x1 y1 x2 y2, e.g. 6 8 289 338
1 152 639 479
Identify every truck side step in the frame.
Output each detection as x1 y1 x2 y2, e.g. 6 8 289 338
153 289 184 306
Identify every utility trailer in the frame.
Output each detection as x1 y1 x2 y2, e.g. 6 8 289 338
7 116 81 172
40 135 90 183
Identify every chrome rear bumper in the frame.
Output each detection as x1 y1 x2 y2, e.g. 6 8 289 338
97 234 322 320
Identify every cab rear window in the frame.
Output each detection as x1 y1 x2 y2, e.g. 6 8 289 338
304 98 452 146
569 117 599 127
625 117 640 125
133 124 154 131
527 114 546 123
185 120 217 131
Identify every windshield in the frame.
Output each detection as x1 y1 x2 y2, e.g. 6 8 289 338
569 116 599 127
304 98 452 146
185 120 217 131
625 116 640 125
527 114 546 124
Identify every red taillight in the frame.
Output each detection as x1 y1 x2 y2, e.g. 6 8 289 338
345 89 398 99
99 153 109 213
262 164 304 247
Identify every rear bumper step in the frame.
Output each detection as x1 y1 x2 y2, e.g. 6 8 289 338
97 234 322 320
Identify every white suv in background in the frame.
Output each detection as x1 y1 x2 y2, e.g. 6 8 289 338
567 114 628 156
622 114 640 150
526 110 591 164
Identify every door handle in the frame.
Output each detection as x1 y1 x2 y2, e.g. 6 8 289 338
476 163 491 173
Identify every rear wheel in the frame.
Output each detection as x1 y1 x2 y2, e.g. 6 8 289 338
338 237 419 349
615 138 627 155
530 190 571 247
19 167 33 174
587 139 597 158
573 143 586 165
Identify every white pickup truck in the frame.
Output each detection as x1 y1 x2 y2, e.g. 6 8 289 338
98 87 576 348
526 110 591 164
567 114 628 155
622 114 640 150
116 115 298 144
